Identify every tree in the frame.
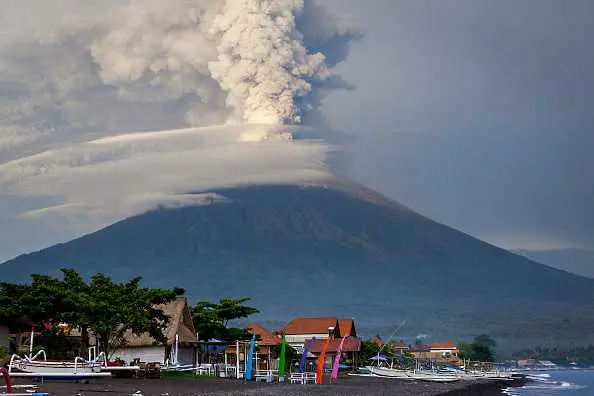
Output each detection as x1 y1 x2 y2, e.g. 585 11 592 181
83 273 184 357
359 340 382 363
474 334 496 350
458 335 496 362
191 297 259 341
0 269 184 358
191 301 226 341
216 298 259 327
458 342 474 360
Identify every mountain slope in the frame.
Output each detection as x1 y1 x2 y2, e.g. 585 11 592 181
2 183 594 350
514 249 594 279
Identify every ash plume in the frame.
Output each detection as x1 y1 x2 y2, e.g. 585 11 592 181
90 0 360 127
0 0 361 254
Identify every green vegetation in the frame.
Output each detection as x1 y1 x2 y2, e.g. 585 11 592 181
190 297 258 342
0 345 9 364
0 268 183 358
459 334 496 362
359 340 382 362
511 344 594 366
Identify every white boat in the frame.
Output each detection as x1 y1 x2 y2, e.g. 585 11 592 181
406 370 461 382
365 366 414 379
8 349 111 378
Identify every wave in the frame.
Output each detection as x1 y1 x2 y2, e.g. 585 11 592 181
503 378 585 395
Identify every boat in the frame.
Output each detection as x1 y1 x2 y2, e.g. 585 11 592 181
8 348 111 379
406 370 461 382
366 366 414 379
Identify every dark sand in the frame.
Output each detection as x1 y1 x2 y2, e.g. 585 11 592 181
13 375 528 396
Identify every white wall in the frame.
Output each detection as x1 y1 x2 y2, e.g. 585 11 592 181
113 345 196 366
430 349 458 354
113 346 165 365
286 333 329 346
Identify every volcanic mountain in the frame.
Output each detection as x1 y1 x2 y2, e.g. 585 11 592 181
2 180 594 351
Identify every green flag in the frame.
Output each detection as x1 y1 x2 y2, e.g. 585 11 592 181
278 334 287 379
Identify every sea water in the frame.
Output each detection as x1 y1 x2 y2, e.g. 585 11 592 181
504 369 594 395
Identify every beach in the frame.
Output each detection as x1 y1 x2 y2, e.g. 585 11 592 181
13 375 527 395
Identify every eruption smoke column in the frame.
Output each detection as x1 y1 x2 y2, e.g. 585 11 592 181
0 0 361 256
208 0 330 124
91 0 355 132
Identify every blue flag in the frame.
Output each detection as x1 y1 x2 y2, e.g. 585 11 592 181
245 333 256 380
299 337 315 372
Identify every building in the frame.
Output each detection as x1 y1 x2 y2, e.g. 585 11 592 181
389 340 409 355
282 317 361 370
338 319 357 338
282 317 341 352
429 341 459 361
308 336 361 370
246 322 280 354
113 297 198 365
370 335 384 346
409 343 431 359
224 322 281 371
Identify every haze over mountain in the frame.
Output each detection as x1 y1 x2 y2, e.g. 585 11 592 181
2 0 594 356
514 249 594 279
3 180 594 352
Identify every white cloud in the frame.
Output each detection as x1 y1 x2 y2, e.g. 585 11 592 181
0 0 361 260
0 124 332 227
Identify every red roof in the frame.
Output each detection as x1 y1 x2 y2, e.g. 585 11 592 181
308 337 361 353
338 319 356 337
431 342 457 350
410 344 431 352
391 340 408 349
246 323 280 346
283 317 339 335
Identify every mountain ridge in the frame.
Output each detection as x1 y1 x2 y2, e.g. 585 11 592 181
2 182 593 350
513 248 594 279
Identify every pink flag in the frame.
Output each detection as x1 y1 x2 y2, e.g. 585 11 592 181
331 337 346 380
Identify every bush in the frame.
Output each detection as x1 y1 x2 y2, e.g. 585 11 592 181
0 345 9 365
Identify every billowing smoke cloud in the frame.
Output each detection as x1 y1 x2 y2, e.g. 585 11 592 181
90 0 358 126
0 0 360 259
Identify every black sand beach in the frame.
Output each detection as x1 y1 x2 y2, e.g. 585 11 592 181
13 376 528 395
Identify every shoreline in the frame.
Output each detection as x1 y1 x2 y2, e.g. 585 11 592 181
438 377 529 396
13 375 529 395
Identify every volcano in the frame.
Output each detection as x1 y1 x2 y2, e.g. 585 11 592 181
2 180 593 351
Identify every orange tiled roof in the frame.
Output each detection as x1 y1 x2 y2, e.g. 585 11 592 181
338 319 356 337
308 336 361 353
246 323 280 346
431 341 457 350
283 317 339 335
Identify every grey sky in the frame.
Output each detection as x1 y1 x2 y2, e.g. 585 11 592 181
0 0 593 261
320 0 594 250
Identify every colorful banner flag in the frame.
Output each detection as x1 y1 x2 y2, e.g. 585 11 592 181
316 336 332 384
278 334 287 380
331 337 346 379
245 333 256 380
299 337 315 372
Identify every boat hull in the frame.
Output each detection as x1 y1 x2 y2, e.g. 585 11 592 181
10 358 104 375
366 366 413 379
406 371 460 382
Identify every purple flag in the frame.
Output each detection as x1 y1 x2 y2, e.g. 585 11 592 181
331 337 347 380
299 337 315 372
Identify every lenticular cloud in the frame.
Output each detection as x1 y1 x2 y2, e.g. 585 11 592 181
0 0 360 253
